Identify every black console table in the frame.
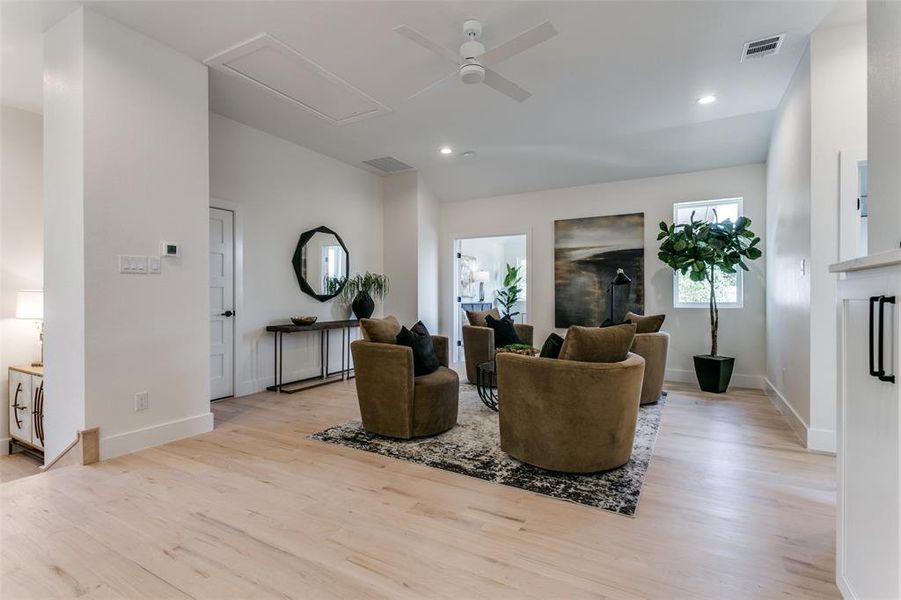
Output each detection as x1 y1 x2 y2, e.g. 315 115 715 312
266 320 360 394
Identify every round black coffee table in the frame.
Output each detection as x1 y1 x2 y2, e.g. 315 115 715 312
476 361 499 411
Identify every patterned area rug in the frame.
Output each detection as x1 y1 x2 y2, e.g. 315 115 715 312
309 385 664 516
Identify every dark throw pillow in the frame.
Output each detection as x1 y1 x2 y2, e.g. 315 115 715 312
485 315 523 349
559 323 637 363
539 333 565 359
624 311 666 334
396 324 440 377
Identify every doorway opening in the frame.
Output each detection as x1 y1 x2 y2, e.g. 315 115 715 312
839 149 868 261
453 234 528 363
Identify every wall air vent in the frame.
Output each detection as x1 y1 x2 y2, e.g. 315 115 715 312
741 34 785 62
205 33 392 126
362 157 414 173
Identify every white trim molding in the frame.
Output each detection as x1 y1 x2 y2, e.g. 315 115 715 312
665 368 765 390
0 437 9 456
763 378 836 453
100 412 214 461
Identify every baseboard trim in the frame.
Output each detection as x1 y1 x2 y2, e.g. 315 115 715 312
100 412 214 460
837 574 857 600
807 428 836 454
665 368 765 390
763 378 808 446
0 437 9 456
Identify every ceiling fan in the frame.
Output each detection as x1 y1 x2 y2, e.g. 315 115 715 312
394 19 557 103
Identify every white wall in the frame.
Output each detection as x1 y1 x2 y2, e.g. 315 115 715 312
809 23 867 449
381 172 419 326
867 0 901 253
765 24 867 452
210 113 383 395
381 170 441 332
766 47 812 433
417 178 439 332
44 8 212 461
439 164 767 388
1 105 43 454
43 10 86 461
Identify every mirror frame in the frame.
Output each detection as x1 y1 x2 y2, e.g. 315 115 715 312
292 225 350 302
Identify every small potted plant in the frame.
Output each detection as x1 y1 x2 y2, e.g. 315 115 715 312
341 272 390 319
657 212 762 393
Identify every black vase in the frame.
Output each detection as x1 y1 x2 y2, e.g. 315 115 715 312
693 354 735 393
351 292 375 319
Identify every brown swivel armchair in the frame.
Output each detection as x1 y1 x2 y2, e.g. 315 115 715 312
462 323 534 383
496 352 645 473
630 332 669 404
351 335 459 439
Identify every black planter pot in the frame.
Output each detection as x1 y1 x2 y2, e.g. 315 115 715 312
351 292 375 319
693 354 735 393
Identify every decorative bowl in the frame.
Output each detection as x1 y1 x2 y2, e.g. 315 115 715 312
291 316 318 326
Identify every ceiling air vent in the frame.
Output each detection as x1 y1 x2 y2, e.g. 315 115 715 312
741 34 785 62
362 157 414 173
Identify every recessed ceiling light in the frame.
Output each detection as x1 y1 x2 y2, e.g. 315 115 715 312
697 95 717 105
462 151 476 158
439 146 453 155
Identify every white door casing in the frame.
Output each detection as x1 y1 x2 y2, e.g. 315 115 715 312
210 207 235 400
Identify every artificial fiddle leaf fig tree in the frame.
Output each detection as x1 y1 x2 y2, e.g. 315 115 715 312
657 212 762 392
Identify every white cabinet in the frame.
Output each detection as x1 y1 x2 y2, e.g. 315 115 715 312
7 366 44 454
835 265 901 599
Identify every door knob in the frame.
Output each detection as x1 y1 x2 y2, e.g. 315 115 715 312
220 310 234 317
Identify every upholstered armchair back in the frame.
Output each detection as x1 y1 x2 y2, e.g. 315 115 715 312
496 352 645 473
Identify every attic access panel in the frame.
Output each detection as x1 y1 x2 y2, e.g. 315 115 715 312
206 33 392 125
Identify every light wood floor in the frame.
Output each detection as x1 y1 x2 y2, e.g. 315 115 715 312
0 451 42 483
0 381 838 599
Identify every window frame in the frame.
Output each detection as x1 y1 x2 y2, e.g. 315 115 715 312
671 197 744 309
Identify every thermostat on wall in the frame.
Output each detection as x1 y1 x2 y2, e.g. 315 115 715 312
160 242 180 258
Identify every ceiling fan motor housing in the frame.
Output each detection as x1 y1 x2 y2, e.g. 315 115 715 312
459 62 485 84
463 19 482 39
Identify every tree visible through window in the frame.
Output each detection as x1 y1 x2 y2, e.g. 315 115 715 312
672 198 743 307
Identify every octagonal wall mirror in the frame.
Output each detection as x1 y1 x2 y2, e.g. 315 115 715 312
292 226 349 302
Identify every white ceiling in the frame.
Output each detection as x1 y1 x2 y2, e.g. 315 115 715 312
1 1 863 201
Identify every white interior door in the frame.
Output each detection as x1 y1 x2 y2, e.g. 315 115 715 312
210 207 235 400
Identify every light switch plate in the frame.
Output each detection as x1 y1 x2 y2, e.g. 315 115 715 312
148 256 161 274
119 255 148 274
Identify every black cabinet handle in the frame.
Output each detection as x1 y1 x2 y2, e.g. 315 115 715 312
878 296 895 383
220 310 234 318
11 383 23 429
870 296 881 377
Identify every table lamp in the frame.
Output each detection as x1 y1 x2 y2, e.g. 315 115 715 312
473 271 490 302
16 290 43 367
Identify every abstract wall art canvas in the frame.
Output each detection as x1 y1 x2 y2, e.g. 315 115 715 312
554 213 644 328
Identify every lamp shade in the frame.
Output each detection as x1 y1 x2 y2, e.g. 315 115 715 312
473 270 491 283
16 290 43 320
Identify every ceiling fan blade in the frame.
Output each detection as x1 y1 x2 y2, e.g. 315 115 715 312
480 21 557 67
483 68 531 102
408 70 458 100
393 25 460 66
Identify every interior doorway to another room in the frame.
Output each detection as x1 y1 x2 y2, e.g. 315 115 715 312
454 234 528 363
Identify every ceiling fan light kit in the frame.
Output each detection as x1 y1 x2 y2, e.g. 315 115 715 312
394 18 557 102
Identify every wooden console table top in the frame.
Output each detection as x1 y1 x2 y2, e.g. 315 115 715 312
266 319 361 334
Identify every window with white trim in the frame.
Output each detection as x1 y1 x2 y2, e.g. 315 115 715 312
672 197 744 308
